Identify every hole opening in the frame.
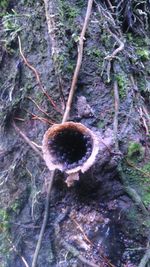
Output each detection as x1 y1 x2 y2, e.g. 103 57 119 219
48 129 92 169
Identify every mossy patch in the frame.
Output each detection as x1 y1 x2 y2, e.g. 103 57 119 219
127 142 144 161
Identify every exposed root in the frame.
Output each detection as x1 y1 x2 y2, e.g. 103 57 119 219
27 96 56 122
18 36 62 114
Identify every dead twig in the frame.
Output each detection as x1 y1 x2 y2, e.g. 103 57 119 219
62 0 94 123
71 217 93 245
12 121 43 159
31 1 94 266
113 80 119 151
24 109 54 125
126 159 150 179
18 36 62 114
7 237 29 267
104 27 124 61
95 2 124 61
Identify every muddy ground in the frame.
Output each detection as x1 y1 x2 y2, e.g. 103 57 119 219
0 0 150 266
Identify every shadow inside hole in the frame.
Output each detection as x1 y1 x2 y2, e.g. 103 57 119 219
49 129 92 167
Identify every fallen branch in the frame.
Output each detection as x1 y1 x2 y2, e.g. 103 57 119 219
18 36 61 114
31 1 94 266
138 247 150 267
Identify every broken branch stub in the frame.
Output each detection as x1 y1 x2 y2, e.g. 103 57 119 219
42 122 99 186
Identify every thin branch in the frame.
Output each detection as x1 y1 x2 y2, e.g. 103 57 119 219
95 2 124 61
7 237 29 267
104 27 124 61
31 1 94 266
113 80 119 151
12 121 43 159
62 0 94 123
18 36 62 114
27 96 55 121
31 170 55 267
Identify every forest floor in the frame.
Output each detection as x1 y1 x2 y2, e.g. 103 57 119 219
0 0 150 266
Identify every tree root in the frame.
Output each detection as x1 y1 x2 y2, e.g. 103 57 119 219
18 36 61 114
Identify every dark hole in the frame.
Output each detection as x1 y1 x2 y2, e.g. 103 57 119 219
48 129 92 169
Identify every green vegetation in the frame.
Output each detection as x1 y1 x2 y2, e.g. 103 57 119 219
59 1 79 22
115 73 128 98
127 141 144 161
136 48 150 61
2 10 22 53
0 0 8 9
0 209 10 233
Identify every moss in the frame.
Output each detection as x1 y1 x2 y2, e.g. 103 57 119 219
115 73 128 99
127 142 144 160
86 47 103 58
136 48 150 61
97 120 105 129
0 0 8 10
0 209 10 233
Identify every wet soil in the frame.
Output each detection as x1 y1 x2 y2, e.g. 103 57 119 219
0 0 150 266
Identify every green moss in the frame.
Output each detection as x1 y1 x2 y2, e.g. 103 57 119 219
59 1 79 23
136 48 149 61
115 73 128 98
127 142 144 160
97 120 105 129
0 0 8 9
0 209 10 232
86 47 103 58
